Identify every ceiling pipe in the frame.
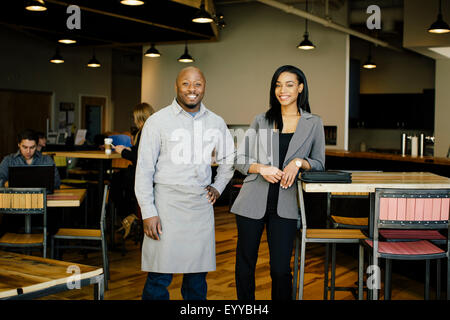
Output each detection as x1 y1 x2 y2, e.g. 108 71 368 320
255 0 403 52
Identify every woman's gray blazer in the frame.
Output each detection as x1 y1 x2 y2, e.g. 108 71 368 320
230 110 325 220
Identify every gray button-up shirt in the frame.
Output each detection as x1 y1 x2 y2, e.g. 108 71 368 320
135 99 235 220
0 150 61 188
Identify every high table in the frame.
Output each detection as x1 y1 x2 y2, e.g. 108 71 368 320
44 150 121 201
298 171 450 238
296 171 450 299
0 251 104 299
21 188 87 234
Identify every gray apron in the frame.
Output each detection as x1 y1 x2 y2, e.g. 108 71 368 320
141 184 216 273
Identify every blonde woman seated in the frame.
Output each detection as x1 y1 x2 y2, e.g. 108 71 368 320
114 103 155 239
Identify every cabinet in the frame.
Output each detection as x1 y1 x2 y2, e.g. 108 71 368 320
349 90 435 130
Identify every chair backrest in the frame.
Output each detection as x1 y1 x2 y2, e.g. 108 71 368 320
99 184 109 233
0 187 47 243
375 188 449 232
0 188 47 214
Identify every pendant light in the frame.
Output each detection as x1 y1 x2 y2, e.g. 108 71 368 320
50 48 64 64
297 0 316 50
144 43 161 58
428 0 450 34
25 0 47 12
192 0 213 23
87 50 101 68
120 0 145 5
58 37 77 44
363 45 376 69
177 43 194 63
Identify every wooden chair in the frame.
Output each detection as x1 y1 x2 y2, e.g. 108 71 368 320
363 188 449 300
0 188 47 257
51 185 109 290
324 192 369 299
293 187 367 300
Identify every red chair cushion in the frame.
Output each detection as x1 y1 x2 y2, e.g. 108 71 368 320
365 240 444 255
380 229 446 240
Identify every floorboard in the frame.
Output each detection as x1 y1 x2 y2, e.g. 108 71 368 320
36 206 433 300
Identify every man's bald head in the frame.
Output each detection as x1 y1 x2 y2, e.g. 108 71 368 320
175 66 206 112
176 66 205 84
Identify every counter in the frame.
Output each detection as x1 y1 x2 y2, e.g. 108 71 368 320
326 149 450 166
325 149 450 178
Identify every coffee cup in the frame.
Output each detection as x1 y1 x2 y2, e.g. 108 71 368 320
104 138 113 155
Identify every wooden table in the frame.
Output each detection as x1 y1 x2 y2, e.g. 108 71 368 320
0 251 104 300
48 188 86 207
301 172 450 193
295 171 450 299
44 150 120 202
299 172 450 235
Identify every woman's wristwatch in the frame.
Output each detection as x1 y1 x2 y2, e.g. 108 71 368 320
295 159 303 169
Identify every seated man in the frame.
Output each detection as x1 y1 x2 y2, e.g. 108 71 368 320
36 131 47 152
0 129 61 188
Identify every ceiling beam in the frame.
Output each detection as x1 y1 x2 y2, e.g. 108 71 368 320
45 0 212 39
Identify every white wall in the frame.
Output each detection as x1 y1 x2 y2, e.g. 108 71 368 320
141 3 350 150
435 59 450 157
0 26 112 132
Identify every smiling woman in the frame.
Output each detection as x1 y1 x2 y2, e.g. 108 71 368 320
230 64 325 300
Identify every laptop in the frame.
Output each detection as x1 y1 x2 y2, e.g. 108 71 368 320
8 165 55 194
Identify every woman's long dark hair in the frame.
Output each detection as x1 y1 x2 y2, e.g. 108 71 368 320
265 65 311 132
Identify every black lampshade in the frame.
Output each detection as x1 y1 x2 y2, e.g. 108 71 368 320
87 52 101 68
144 43 161 57
297 33 315 50
178 44 194 63
428 14 450 33
50 48 64 64
297 0 315 50
363 56 376 69
25 0 47 11
192 2 213 23
428 0 450 34
120 0 145 5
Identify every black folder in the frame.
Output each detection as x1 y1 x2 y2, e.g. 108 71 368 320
300 170 352 183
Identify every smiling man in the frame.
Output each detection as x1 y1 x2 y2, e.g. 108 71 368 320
0 129 60 188
135 66 235 300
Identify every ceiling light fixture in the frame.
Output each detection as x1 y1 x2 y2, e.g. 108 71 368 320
177 43 194 63
50 48 64 64
120 0 145 6
25 0 47 12
144 43 161 57
214 13 226 29
87 50 101 68
297 0 315 50
192 0 213 23
363 45 376 69
58 38 77 44
428 0 450 34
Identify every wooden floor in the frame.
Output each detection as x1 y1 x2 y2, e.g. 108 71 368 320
38 206 431 300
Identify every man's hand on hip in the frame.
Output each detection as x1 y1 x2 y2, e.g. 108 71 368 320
205 185 220 205
143 216 162 240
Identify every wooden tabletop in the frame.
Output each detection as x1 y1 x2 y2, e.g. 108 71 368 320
44 150 121 160
301 172 450 193
326 149 450 166
0 251 102 298
47 188 86 207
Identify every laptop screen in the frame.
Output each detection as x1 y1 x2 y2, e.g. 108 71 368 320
8 165 55 194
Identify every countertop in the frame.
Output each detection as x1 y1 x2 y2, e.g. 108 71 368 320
326 149 450 166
